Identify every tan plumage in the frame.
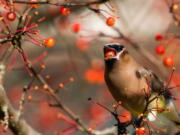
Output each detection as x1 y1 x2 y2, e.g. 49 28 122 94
104 43 180 124
105 50 148 115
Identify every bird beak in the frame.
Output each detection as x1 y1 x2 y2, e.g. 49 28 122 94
104 46 117 60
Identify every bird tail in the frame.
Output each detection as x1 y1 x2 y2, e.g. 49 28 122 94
163 100 180 128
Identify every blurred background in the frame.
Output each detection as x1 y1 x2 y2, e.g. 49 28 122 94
0 0 180 134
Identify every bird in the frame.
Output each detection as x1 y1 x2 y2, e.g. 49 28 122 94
103 43 180 126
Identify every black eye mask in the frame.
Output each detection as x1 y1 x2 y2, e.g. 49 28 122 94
104 44 124 52
111 45 124 52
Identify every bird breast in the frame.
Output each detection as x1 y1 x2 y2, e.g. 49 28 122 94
105 66 149 114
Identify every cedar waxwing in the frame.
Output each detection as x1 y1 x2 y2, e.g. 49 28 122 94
103 43 180 125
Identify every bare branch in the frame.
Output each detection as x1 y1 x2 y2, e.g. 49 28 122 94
13 0 110 7
0 63 42 135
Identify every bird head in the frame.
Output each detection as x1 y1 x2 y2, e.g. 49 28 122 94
104 43 126 61
103 43 129 70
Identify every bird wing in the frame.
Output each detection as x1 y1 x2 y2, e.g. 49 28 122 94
137 68 180 125
136 67 163 93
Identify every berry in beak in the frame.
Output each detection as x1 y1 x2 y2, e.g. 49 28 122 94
104 46 117 60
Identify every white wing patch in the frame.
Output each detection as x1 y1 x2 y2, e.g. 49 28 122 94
147 110 157 121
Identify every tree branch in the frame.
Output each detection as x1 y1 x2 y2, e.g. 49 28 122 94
13 0 109 7
0 63 42 135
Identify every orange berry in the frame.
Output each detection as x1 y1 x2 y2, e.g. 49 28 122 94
7 11 16 21
43 84 48 90
34 85 39 90
44 37 55 48
40 63 46 69
59 83 64 88
30 0 39 8
172 4 178 11
155 45 165 55
163 56 174 68
112 104 117 108
106 17 115 26
72 23 81 33
118 111 131 123
27 95 32 101
59 6 70 16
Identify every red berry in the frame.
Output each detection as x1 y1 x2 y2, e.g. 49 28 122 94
59 6 70 16
76 37 89 51
106 17 115 26
155 45 165 55
163 56 174 68
6 12 16 21
155 34 163 41
72 23 81 33
136 127 145 135
44 37 55 48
